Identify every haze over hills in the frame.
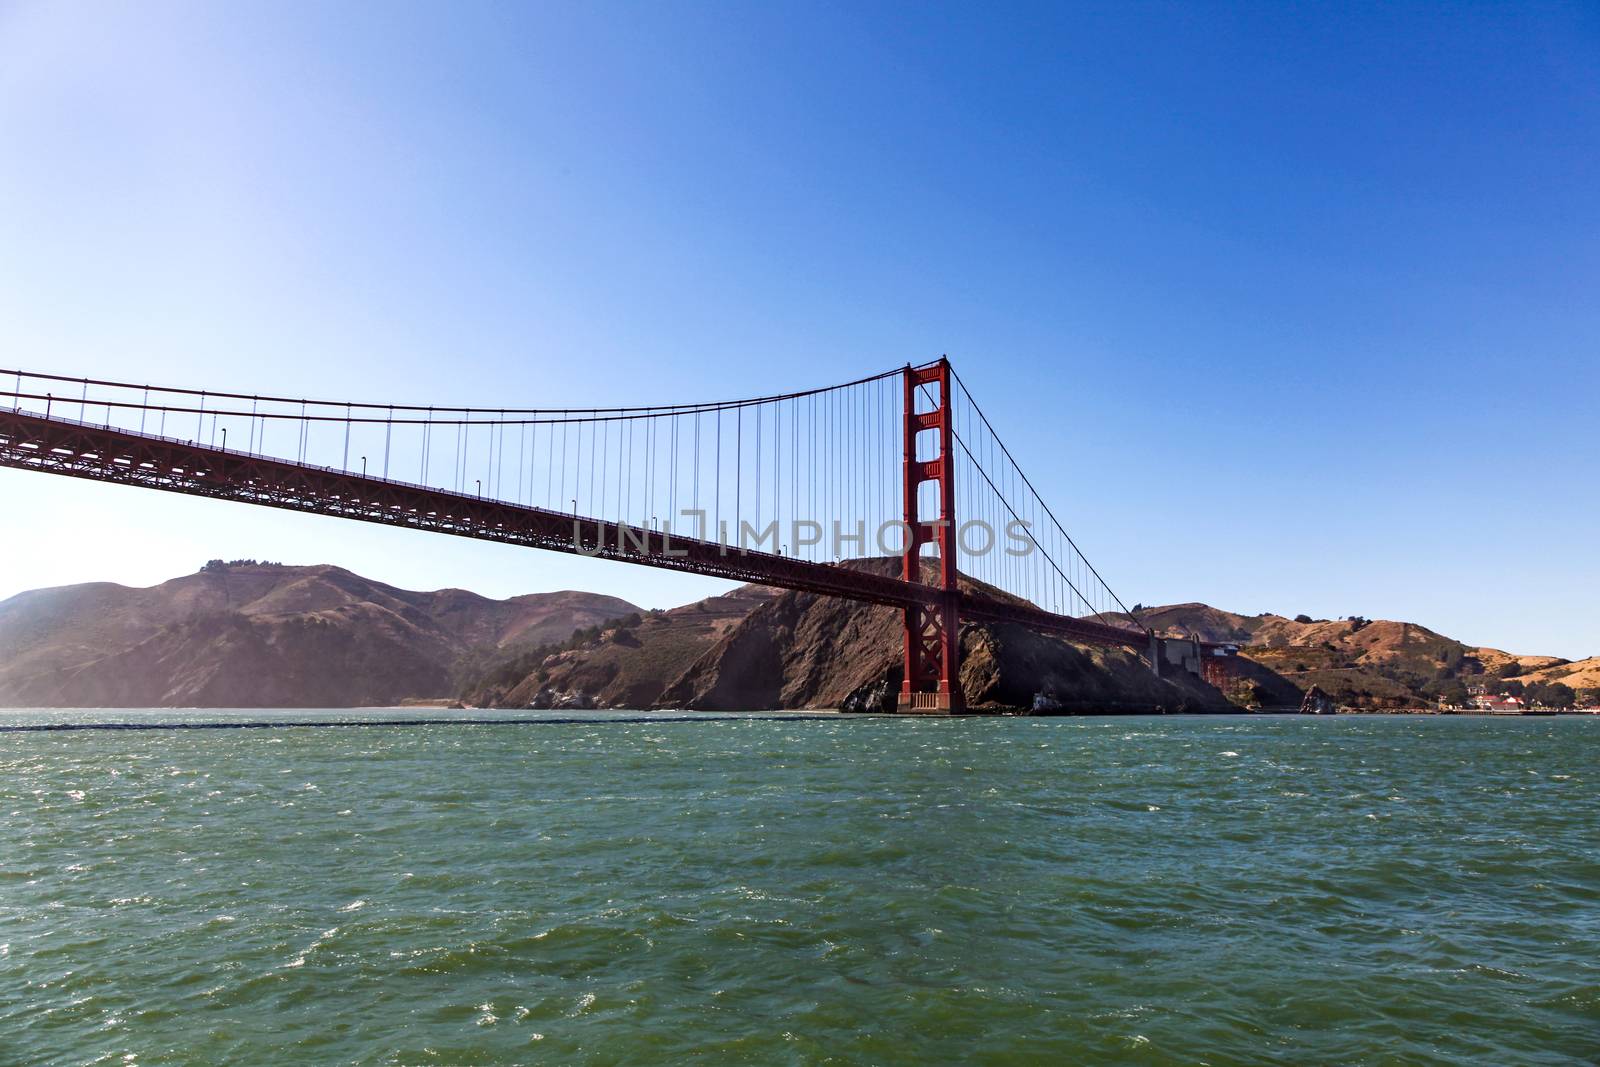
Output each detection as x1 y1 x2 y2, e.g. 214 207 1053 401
0 562 638 708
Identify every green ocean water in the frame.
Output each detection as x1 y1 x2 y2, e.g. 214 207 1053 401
2 712 1596 1066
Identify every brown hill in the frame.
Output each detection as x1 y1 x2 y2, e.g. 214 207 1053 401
1511 656 1600 693
660 590 1224 713
464 585 778 709
0 562 639 708
471 560 1228 714
10 563 1581 714
1108 603 1264 644
1468 646 1571 676
1108 603 1590 709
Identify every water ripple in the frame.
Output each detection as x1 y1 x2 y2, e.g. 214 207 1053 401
0 712 1596 1064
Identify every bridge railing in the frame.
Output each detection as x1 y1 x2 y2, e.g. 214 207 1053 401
3 362 1151 641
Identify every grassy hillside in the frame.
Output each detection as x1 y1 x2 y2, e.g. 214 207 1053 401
1110 604 1587 709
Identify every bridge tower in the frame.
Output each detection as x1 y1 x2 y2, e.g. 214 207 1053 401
899 358 965 713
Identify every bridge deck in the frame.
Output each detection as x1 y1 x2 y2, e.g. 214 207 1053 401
0 409 1155 651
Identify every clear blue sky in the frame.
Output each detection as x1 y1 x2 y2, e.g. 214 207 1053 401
1 2 1595 658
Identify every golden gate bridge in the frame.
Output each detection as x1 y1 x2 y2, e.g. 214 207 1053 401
0 359 1231 711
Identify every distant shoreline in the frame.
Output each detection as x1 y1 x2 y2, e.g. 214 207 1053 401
2 708 1596 732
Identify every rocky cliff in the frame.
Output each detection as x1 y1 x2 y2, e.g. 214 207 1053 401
464 585 777 709
474 560 1230 714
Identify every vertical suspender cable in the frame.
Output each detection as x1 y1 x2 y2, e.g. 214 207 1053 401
755 404 762 533
715 409 722 540
772 399 780 542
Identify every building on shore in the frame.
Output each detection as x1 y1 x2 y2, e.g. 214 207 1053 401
1469 693 1526 712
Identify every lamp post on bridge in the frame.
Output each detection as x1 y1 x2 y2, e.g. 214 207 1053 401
361 456 367 478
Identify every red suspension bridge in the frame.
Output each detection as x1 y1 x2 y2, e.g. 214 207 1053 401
0 359 1230 711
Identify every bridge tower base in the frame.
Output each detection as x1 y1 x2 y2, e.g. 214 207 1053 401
898 358 965 715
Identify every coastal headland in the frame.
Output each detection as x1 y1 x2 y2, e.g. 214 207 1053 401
3 561 1593 715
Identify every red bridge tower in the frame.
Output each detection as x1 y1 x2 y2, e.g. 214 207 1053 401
900 358 965 713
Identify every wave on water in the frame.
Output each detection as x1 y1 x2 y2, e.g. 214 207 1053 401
1 714 1596 1064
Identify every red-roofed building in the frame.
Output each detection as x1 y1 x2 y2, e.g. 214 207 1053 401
1469 694 1525 712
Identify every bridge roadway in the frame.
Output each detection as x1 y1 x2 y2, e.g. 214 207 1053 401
0 408 1157 651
